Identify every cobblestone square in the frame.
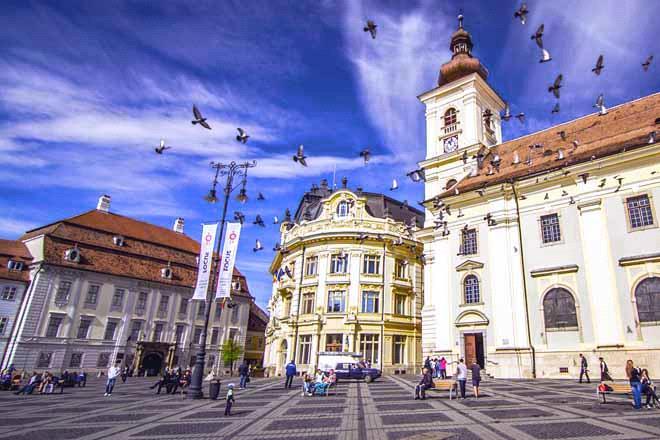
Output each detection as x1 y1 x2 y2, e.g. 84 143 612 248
1 375 659 439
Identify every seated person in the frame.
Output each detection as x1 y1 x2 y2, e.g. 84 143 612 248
14 372 40 395
302 372 314 396
414 367 434 400
313 369 336 395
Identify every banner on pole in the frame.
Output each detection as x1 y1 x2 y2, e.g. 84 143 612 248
215 222 242 299
192 223 219 300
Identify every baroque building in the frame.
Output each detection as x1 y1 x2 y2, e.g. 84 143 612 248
417 17 660 378
264 179 424 376
1 195 267 375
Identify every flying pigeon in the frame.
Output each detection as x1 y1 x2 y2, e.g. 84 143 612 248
154 139 171 154
552 103 560 114
548 74 562 98
273 243 282 252
253 239 263 252
360 148 371 164
501 103 512 121
257 192 265 201
457 209 464 218
233 211 245 225
253 215 265 227
544 193 549 200
236 128 249 144
594 94 607 115
515 113 526 123
363 20 377 39
191 105 211 129
561 190 569 196
598 178 606 188
558 130 567 141
293 145 308 167
390 178 399 191
592 55 604 75
461 150 469 164
514 2 528 24
642 55 653 71
484 213 497 226
556 149 565 160
578 173 589 184
569 196 576 205
649 131 657 144
273 216 279 224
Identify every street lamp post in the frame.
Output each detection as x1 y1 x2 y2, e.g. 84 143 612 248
188 160 256 399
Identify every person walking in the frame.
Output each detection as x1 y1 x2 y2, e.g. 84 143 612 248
439 357 447 380
224 383 235 416
456 358 468 399
284 360 296 389
121 366 128 383
626 359 643 410
238 361 249 389
578 354 590 383
78 371 87 387
599 357 612 382
414 367 434 400
104 361 121 397
424 357 431 370
470 361 482 398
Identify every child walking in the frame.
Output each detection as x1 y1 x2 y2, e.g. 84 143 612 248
224 383 235 416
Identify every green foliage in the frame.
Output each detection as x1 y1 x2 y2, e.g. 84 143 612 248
221 339 243 374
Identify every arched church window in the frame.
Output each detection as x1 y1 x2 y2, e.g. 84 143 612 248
463 275 480 304
543 288 578 330
337 201 350 218
635 277 660 323
446 179 457 190
444 108 457 127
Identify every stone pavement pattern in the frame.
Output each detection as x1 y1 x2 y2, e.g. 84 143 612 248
1 375 659 439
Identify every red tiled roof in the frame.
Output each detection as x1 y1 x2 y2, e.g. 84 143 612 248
0 239 32 283
439 92 659 198
248 302 268 332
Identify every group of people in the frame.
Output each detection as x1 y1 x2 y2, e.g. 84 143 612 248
5 369 87 395
424 356 448 379
624 359 659 410
416 358 481 400
148 366 192 395
302 368 337 396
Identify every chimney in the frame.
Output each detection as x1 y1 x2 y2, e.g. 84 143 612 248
173 217 185 234
320 179 328 190
97 195 111 212
341 177 348 188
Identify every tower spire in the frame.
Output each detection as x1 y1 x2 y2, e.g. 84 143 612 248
458 13 464 29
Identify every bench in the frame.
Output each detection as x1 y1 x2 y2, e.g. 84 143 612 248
597 382 631 403
426 380 457 400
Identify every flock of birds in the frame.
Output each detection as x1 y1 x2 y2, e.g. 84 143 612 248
152 4 655 254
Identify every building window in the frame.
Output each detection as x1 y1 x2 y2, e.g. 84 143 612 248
135 292 148 314
627 195 654 229
460 228 478 255
635 277 660 323
540 213 562 243
395 259 408 279
179 297 189 315
361 291 380 313
197 302 206 319
104 320 118 340
298 335 312 364
214 302 222 319
54 280 72 305
210 327 220 345
302 293 315 314
327 290 346 313
7 260 23 271
85 285 99 306
152 323 164 342
330 254 348 274
326 334 343 352
305 256 318 276
444 108 457 126
360 334 380 365
37 352 53 368
97 353 110 368
1 286 17 301
76 318 92 339
158 295 170 316
46 315 63 338
363 255 381 275
229 328 237 342
0 317 8 335
129 320 142 342
231 304 240 323
337 201 350 218
193 327 202 345
175 324 185 344
393 335 405 364
69 352 83 368
394 294 407 315
464 275 480 304
111 288 125 311
543 288 578 330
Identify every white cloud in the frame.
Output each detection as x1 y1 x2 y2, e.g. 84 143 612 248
0 217 37 238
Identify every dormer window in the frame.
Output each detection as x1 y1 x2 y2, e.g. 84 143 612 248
64 247 81 263
444 108 457 127
161 265 173 280
113 235 125 246
7 260 24 271
232 280 241 291
337 201 350 218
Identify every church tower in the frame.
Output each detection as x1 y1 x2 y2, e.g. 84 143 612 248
417 15 505 219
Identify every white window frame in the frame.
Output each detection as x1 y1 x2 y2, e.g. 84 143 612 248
361 290 380 313
362 255 381 275
327 290 346 313
1 286 17 301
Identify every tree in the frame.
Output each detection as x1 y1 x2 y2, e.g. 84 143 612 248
221 339 243 375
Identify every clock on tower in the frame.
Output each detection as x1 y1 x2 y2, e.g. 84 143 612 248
443 135 458 153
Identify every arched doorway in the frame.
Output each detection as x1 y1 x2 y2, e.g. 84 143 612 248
278 340 288 375
143 352 163 376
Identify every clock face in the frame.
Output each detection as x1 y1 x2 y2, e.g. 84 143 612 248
443 135 458 153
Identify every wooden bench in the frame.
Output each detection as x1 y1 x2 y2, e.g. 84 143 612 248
426 380 457 400
597 382 631 403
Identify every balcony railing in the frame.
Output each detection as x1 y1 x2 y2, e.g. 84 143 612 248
156 310 168 319
443 123 459 135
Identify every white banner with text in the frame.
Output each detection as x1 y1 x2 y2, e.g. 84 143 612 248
215 222 241 299
192 222 218 300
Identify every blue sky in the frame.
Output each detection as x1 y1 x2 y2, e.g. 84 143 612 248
0 0 658 310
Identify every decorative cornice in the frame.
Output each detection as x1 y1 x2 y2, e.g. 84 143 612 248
577 199 602 213
455 259 484 272
530 264 579 278
618 252 660 267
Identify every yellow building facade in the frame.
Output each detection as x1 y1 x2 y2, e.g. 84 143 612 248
263 180 424 376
